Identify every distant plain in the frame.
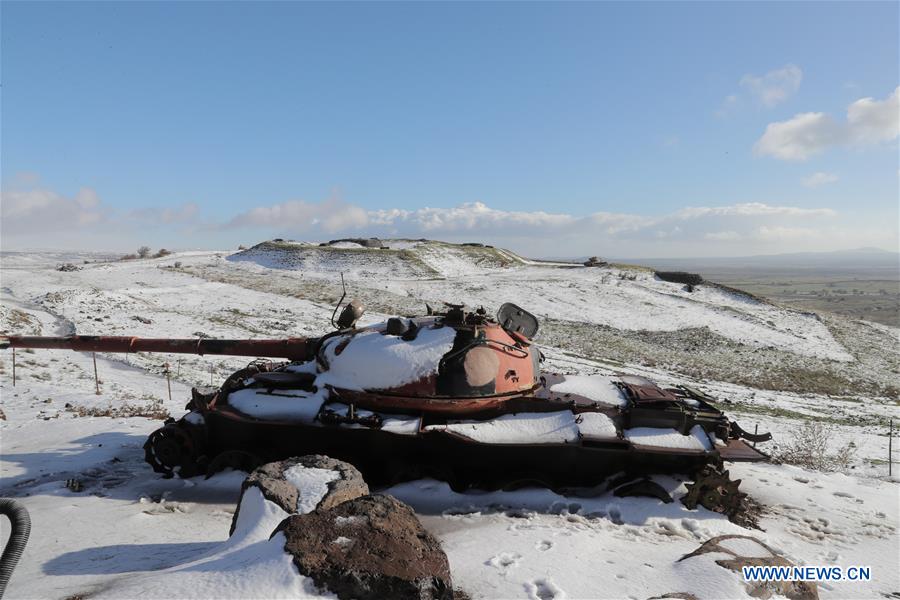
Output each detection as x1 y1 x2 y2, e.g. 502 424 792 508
623 250 900 327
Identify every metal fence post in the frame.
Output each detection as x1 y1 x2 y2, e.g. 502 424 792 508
93 352 101 395
164 362 172 403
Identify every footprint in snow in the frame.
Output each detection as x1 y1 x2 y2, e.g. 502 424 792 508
535 540 553 552
487 552 521 572
525 578 566 600
549 501 582 515
608 507 623 525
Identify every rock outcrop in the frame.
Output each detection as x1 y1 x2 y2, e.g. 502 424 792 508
230 455 369 535
228 455 453 599
277 494 453 600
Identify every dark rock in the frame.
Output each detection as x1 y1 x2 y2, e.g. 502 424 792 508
277 494 452 600
131 315 152 324
679 535 818 600
655 271 704 286
230 455 369 535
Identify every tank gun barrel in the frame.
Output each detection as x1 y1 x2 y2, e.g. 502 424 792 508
0 335 316 361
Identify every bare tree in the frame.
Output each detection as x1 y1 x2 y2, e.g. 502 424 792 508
137 246 152 258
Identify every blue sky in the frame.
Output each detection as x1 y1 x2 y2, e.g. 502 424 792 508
1 1 898 257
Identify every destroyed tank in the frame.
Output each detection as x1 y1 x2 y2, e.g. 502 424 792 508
1 300 771 517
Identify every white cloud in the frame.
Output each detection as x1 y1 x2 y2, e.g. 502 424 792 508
674 202 836 218
0 179 202 252
718 65 803 116
4 177 893 258
754 87 900 160
715 94 739 118
126 203 199 225
753 112 843 160
221 198 848 255
0 186 107 231
368 202 578 233
755 225 817 240
802 172 839 188
740 64 803 108
846 87 900 144
704 230 742 241
661 135 680 148
226 198 368 233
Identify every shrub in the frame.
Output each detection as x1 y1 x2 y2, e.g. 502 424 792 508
774 421 857 471
137 246 152 258
153 248 172 258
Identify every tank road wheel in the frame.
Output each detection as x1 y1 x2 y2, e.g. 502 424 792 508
682 467 746 517
144 422 201 478
205 450 262 478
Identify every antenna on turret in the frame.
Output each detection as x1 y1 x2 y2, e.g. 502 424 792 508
330 274 365 330
331 273 348 329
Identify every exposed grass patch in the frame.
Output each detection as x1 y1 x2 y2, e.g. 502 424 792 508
65 395 169 420
540 317 900 398
729 401 890 428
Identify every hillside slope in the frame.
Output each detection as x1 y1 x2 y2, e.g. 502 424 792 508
228 239 529 279
212 239 898 397
1 246 898 599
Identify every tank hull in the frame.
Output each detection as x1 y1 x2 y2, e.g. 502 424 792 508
200 408 716 489
147 367 769 491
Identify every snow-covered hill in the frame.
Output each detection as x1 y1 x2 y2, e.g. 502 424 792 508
1 243 898 599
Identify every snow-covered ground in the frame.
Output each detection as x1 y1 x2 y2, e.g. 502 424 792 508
1 245 898 599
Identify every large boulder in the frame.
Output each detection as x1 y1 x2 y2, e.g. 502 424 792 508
678 535 818 600
276 494 453 600
230 455 369 535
